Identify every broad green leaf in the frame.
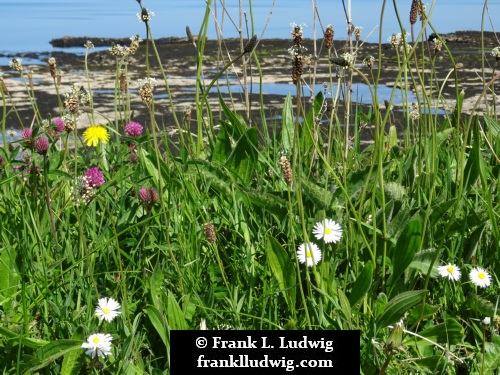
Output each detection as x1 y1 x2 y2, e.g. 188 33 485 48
140 148 160 184
376 290 427 330
464 221 488 262
219 94 247 138
484 114 500 138
429 198 457 227
212 121 232 165
266 235 296 311
408 248 439 278
390 217 422 286
0 244 19 310
407 303 440 328
349 261 373 307
468 294 495 316
144 305 168 351
301 179 334 210
166 290 188 330
463 116 488 192
61 327 85 375
281 93 294 151
412 355 450 373
405 318 464 346
226 127 258 185
0 326 49 348
149 264 164 312
483 335 500 372
23 340 83 373
337 288 351 325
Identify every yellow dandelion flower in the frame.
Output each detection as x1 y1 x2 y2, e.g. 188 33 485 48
83 125 110 147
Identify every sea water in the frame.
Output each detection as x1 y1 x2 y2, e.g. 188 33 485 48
0 0 499 54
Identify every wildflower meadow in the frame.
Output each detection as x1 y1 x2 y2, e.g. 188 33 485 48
1 0 500 373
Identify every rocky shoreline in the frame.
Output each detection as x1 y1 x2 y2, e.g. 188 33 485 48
0 31 498 142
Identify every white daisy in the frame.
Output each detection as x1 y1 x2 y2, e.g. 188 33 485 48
297 242 322 267
312 219 343 243
469 267 492 288
437 264 461 281
95 297 121 322
81 333 113 358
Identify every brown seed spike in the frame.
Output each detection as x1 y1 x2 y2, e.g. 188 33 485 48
186 26 195 46
410 0 419 25
244 35 258 54
204 223 216 243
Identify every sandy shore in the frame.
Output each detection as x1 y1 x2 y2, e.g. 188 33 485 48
0 31 498 139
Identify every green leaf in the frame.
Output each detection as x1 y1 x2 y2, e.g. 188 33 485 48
226 127 258 185
266 235 296 312
463 116 488 192
166 290 188 330
405 318 464 346
0 243 19 310
144 305 168 351
212 121 232 165
468 294 495 316
0 326 49 348
349 261 373 307
376 290 427 331
337 288 352 325
280 93 294 152
23 340 83 373
140 148 160 184
300 179 334 210
61 327 86 375
390 217 422 286
483 335 500 372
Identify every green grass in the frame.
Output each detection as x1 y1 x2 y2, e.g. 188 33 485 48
1 0 500 373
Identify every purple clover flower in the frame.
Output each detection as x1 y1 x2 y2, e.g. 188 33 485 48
53 118 65 133
125 121 144 137
21 128 33 139
34 137 49 155
138 187 151 202
84 167 105 188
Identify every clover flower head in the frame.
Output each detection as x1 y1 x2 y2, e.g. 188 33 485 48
53 117 65 133
125 121 144 137
21 128 33 139
84 167 105 188
34 137 49 155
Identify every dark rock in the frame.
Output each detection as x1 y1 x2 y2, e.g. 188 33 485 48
50 36 190 48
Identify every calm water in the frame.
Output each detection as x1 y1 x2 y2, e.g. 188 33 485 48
1 0 499 54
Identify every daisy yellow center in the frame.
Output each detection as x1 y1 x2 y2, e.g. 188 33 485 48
447 266 454 273
478 272 485 280
93 337 101 344
325 228 332 235
306 250 312 258
103 307 110 314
